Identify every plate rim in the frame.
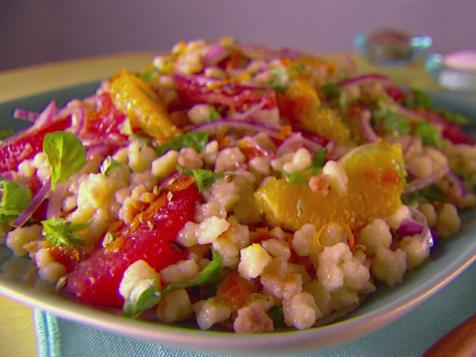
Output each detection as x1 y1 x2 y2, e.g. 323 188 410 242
0 82 476 353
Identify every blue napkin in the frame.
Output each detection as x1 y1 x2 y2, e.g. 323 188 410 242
36 263 476 357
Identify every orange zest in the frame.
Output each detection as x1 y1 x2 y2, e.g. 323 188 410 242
314 221 355 252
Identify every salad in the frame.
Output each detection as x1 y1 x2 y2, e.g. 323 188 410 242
1 38 475 333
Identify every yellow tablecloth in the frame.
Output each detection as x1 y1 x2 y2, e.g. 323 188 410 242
0 52 449 356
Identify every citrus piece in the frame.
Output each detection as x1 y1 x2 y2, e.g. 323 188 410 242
277 78 350 143
255 142 405 231
110 71 176 140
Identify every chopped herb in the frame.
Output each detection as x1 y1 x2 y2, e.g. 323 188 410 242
311 148 327 173
156 131 208 156
404 89 432 109
208 107 220 121
100 156 122 175
438 109 472 125
372 110 410 135
124 250 223 318
0 180 32 224
269 66 290 92
0 128 14 140
178 166 224 192
43 132 87 189
290 63 305 74
320 83 341 100
41 217 87 249
415 121 442 148
402 185 444 204
283 171 307 184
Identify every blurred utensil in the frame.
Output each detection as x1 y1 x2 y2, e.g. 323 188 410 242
422 313 476 356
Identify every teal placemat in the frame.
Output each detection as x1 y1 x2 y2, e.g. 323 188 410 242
36 263 476 357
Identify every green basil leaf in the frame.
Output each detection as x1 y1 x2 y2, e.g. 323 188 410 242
156 131 208 156
124 250 223 318
0 180 32 224
43 132 87 189
41 217 87 248
178 166 224 192
415 121 442 148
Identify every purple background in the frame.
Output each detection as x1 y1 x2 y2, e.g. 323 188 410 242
1 0 475 70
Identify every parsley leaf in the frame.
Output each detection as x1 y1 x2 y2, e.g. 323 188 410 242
372 110 411 135
178 166 224 192
43 132 87 189
415 121 442 148
156 131 208 156
311 148 327 173
123 250 223 318
283 171 307 184
404 89 432 109
208 107 220 121
0 128 14 140
402 185 444 205
0 180 32 224
269 66 290 92
41 217 87 248
100 156 122 175
320 83 341 100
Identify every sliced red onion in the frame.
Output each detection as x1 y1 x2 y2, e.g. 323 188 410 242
34 101 58 128
337 73 389 88
12 180 51 228
397 105 422 121
62 106 86 136
231 100 266 121
358 110 378 142
395 219 424 237
1 171 16 181
203 43 228 66
158 171 179 190
13 109 39 122
276 132 306 157
446 171 467 197
301 130 330 147
404 167 449 194
46 183 68 219
174 74 277 112
409 207 434 248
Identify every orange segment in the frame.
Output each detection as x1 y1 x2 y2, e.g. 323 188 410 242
277 78 350 143
110 71 176 140
255 142 405 231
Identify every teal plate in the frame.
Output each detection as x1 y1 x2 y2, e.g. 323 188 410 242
0 84 475 354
